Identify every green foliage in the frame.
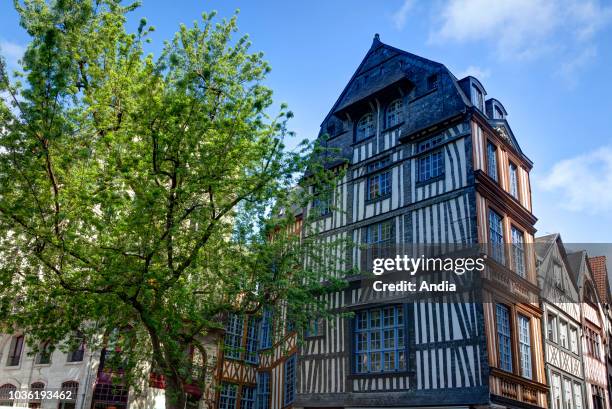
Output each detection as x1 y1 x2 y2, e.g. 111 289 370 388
0 1 349 407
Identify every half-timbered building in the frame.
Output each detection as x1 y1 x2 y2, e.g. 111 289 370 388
292 35 546 409
570 251 609 409
535 234 586 409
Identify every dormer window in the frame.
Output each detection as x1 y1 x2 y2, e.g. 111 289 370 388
356 113 375 142
472 85 484 111
494 106 505 119
386 99 403 128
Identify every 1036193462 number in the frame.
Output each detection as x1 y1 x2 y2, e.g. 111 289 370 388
8 390 73 400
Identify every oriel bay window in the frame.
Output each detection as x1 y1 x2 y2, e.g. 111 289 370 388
488 209 505 264
511 226 526 277
495 303 535 380
518 315 532 379
354 305 407 374
496 304 513 372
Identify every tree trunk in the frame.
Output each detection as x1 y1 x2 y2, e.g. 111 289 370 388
164 375 188 409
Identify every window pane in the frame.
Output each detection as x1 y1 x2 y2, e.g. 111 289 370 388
353 306 406 374
496 304 512 372
487 142 498 182
518 315 532 379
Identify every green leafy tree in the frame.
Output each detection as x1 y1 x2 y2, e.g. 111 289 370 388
0 2 348 408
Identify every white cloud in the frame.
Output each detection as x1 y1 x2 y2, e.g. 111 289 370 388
537 145 612 213
392 0 416 30
0 40 25 71
426 0 612 65
456 65 490 80
557 45 597 88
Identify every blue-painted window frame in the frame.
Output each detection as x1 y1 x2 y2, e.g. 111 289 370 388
219 383 238 409
386 99 403 128
256 371 270 409
240 385 256 409
284 354 297 405
245 317 259 364
496 303 513 372
356 112 375 142
354 305 407 374
224 314 244 360
259 309 272 350
367 171 391 200
418 150 444 182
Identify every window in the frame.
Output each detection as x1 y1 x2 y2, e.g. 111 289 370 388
367 157 390 172
489 210 505 264
564 378 573 409
305 319 320 338
494 106 505 119
356 113 375 141
245 317 259 364
312 190 332 217
35 341 52 365
67 333 85 362
592 385 605 409
0 384 16 407
256 372 270 409
367 171 391 200
472 85 484 111
224 314 244 360
418 135 444 153
366 220 394 263
511 226 525 277
259 309 272 350
570 327 578 354
59 382 78 409
509 162 519 198
418 150 444 182
29 383 45 409
552 374 562 409
487 142 498 182
547 313 558 342
427 74 438 90
496 304 512 372
574 382 583 409
284 354 296 405
219 383 237 409
518 315 532 379
6 335 24 366
354 306 406 373
386 99 403 128
559 320 568 349
241 386 256 409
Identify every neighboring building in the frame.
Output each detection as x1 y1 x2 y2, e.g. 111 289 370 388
0 333 98 409
588 256 612 409
536 234 586 409
570 251 609 409
292 34 546 409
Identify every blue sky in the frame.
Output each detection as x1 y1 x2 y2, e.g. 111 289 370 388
2 0 612 245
